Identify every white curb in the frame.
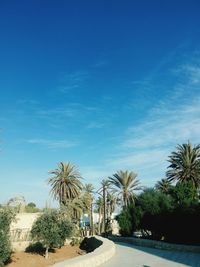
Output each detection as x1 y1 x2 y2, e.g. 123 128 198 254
50 236 115 267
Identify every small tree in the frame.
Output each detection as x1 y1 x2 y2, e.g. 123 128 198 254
31 210 74 259
138 188 173 239
116 206 134 236
25 202 40 213
116 204 142 236
7 195 26 213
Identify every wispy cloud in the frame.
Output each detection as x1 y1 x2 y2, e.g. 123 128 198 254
93 59 109 68
124 99 200 150
87 122 105 129
27 139 78 149
36 107 78 119
58 71 89 93
16 99 40 105
81 166 112 188
34 103 100 129
105 58 200 186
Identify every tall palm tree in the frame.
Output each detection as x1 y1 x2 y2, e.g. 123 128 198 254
48 162 83 206
95 197 104 235
108 170 141 207
166 142 200 188
82 183 94 234
95 179 110 235
155 178 172 194
106 192 117 219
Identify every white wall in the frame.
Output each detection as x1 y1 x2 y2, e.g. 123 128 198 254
10 213 41 230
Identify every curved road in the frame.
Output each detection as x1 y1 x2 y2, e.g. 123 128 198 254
101 243 200 267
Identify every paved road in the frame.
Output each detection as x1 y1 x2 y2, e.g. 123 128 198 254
101 243 200 267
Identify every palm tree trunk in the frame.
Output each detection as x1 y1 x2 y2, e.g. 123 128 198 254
98 208 102 235
103 184 106 236
90 203 94 235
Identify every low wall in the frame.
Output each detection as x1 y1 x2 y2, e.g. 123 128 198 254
50 236 115 267
109 236 200 253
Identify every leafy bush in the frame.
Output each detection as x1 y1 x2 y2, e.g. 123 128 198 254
116 208 132 236
31 210 74 258
116 205 142 236
160 182 200 244
0 208 15 266
169 181 199 208
138 188 173 239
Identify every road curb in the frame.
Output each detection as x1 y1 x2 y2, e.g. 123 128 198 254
49 236 116 267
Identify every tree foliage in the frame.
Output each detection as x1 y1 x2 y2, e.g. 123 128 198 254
116 204 141 236
108 170 141 207
169 181 199 208
7 195 26 213
48 162 83 206
0 208 15 266
138 188 173 215
155 178 172 194
137 188 173 239
166 142 200 188
117 181 200 244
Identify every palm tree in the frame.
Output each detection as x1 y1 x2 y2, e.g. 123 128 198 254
82 183 94 234
166 142 200 188
155 178 172 194
48 162 83 206
108 170 141 207
95 196 104 235
106 192 117 219
96 179 110 235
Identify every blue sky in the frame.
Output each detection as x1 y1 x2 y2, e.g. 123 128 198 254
1 0 200 207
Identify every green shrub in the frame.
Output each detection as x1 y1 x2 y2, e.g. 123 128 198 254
117 213 132 236
0 208 15 266
138 188 173 239
116 204 140 236
161 182 200 244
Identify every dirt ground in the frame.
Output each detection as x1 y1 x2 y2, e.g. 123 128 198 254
7 245 83 267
